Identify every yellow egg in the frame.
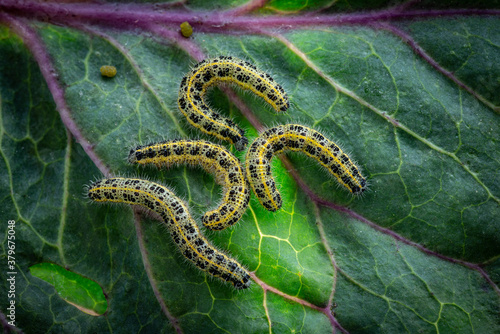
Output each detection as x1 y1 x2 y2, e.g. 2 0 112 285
100 65 117 78
180 21 193 38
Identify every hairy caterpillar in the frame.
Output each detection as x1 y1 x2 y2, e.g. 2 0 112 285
246 124 367 211
177 55 289 151
128 140 250 231
100 65 117 78
88 177 251 289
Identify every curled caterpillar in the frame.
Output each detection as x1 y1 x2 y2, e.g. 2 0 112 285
246 124 367 211
128 140 250 231
178 55 289 151
88 177 251 289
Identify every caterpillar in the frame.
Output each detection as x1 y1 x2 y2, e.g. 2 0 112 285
245 124 367 211
128 139 250 231
177 55 289 151
100 65 117 78
88 177 251 289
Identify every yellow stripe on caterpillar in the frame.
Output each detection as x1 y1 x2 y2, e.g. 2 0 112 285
246 124 367 211
128 139 250 231
88 177 251 289
178 55 289 151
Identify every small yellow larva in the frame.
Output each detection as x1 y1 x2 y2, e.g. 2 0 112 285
180 21 193 38
100 65 117 78
128 140 250 231
88 177 251 289
246 124 367 211
177 56 289 151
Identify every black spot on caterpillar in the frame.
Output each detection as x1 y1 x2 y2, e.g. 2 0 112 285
178 55 289 151
88 177 251 289
128 140 250 231
245 124 367 211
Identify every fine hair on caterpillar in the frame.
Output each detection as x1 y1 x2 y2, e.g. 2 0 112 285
178 55 289 151
87 177 251 289
128 139 250 231
245 124 367 212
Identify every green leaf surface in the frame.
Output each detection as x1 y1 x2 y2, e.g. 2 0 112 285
29 263 108 316
0 1 499 333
